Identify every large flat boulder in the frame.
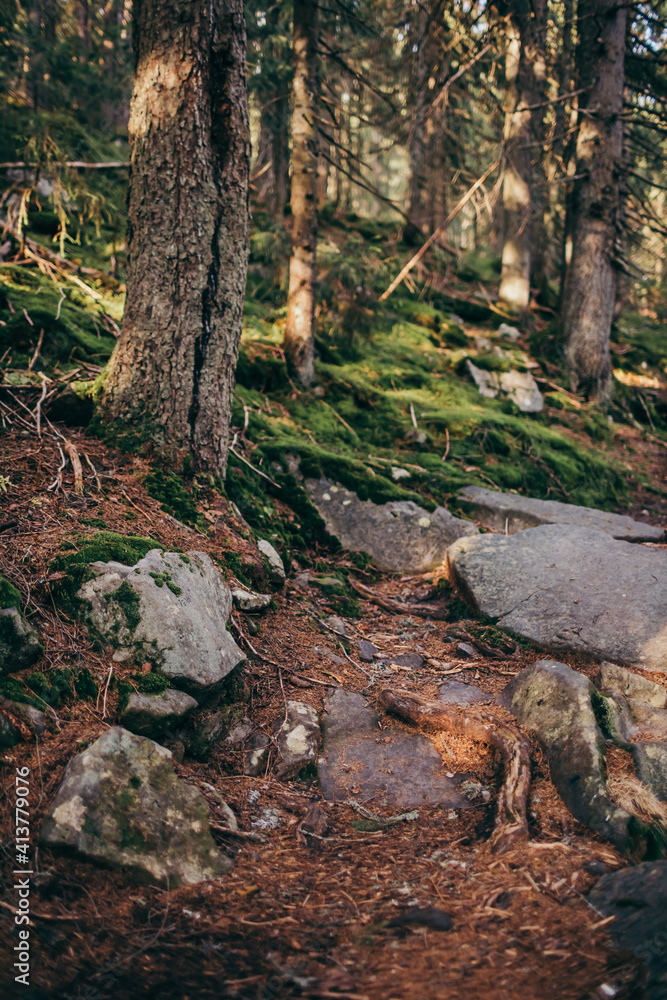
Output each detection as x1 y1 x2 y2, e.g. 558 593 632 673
78 550 246 700
306 478 478 574
41 727 229 886
317 688 469 809
588 862 667 998
497 659 643 854
457 485 664 541
447 524 667 672
120 688 198 739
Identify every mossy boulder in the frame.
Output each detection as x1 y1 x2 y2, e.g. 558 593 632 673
78 550 246 702
0 579 43 675
40 727 229 886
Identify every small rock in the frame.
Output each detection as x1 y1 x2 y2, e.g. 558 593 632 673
225 716 253 745
40 727 229 886
499 369 543 413
632 742 667 801
497 323 521 342
121 688 198 740
391 467 411 481
438 680 491 706
313 645 347 666
200 782 238 830
599 663 667 708
275 701 321 778
0 697 46 736
187 710 230 761
357 640 379 663
244 734 270 776
257 539 285 585
380 653 425 670
0 606 43 674
404 428 429 446
322 615 349 638
231 589 272 612
0 710 21 748
456 642 478 659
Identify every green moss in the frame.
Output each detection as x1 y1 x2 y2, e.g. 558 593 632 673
26 668 75 709
143 469 201 527
51 531 163 614
106 581 141 631
74 668 98 702
0 575 21 610
133 671 169 695
80 517 108 529
148 571 182 596
0 676 41 708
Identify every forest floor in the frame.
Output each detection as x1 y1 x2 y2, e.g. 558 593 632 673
0 419 666 1000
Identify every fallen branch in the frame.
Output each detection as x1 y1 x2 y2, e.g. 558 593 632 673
379 689 531 854
348 577 449 620
380 159 501 301
64 440 84 496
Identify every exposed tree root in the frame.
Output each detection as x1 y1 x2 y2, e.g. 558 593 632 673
379 689 531 854
348 577 450 620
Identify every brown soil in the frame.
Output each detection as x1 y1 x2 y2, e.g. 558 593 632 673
0 421 664 1000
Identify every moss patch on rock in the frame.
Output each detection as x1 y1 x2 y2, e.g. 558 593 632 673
0 576 21 610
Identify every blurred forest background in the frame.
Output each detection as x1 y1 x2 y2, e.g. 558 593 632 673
1 0 667 529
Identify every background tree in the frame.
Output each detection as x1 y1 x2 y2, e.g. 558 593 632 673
284 0 319 387
561 0 627 402
97 0 250 474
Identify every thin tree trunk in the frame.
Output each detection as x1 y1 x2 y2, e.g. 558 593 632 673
499 0 547 311
271 90 290 216
97 0 250 477
284 0 319 387
562 0 626 402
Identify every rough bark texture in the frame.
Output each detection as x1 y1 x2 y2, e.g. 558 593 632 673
380 689 531 854
561 0 626 402
97 0 250 476
284 0 319 387
499 0 547 311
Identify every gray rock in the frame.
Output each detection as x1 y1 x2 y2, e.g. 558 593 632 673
244 733 270 776
225 716 253 745
357 640 379 662
200 782 238 830
588 862 667 998
456 642 478 659
0 696 46 737
231 588 272 612
322 615 349 638
78 550 246 700
447 524 667 672
632 742 667 801
274 701 320 778
257 539 285 584
313 645 347 666
497 659 639 852
599 663 667 708
0 607 43 674
318 688 469 809
466 361 543 412
457 486 664 541
121 688 198 739
40 727 229 886
187 709 230 761
497 323 522 342
438 680 491 705
306 477 478 574
379 652 425 670
629 703 667 740
0 710 20 748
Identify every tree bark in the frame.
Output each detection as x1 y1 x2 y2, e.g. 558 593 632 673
96 0 250 476
284 0 319 387
562 0 626 402
499 0 547 312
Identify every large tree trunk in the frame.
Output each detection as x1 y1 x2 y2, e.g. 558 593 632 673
284 0 319 387
498 0 547 312
97 0 250 476
561 0 626 402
